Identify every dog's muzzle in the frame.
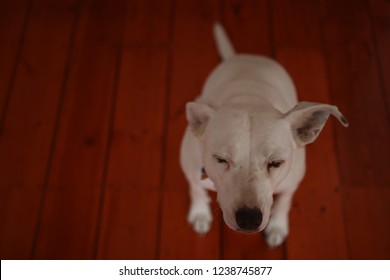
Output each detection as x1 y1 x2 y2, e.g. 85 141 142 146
235 207 263 232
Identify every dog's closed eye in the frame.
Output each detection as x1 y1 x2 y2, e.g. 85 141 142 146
267 160 284 171
213 155 230 169
214 155 228 163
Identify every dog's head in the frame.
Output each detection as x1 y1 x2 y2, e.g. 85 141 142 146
186 101 348 233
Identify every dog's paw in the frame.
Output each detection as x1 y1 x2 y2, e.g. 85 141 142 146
188 205 212 235
265 227 287 247
264 219 288 248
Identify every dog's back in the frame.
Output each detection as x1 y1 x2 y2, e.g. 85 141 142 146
201 23 298 112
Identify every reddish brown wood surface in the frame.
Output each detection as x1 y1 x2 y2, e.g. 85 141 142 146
123 0 171 46
96 1 171 259
343 186 390 259
0 0 389 260
369 0 390 118
0 0 77 259
0 0 30 118
97 47 168 259
33 0 126 259
321 0 390 187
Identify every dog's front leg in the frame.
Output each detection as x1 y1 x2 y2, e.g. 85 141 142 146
265 191 294 247
187 181 212 235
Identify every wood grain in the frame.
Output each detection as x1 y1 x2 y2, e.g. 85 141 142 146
369 0 390 119
0 0 30 118
273 0 322 48
97 188 160 259
33 0 126 259
343 186 390 259
321 0 390 187
0 0 77 259
123 0 171 46
223 0 271 54
97 47 168 259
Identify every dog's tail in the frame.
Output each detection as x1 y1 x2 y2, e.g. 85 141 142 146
213 23 235 60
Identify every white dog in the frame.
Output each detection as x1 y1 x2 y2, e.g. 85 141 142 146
180 23 348 247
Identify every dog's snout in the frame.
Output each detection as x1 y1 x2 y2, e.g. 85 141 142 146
235 207 263 231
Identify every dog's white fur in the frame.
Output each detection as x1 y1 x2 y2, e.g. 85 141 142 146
180 23 348 247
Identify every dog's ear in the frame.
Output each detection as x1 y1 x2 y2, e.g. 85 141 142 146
186 102 214 136
284 101 348 148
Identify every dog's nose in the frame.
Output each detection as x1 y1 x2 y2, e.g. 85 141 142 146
235 207 263 231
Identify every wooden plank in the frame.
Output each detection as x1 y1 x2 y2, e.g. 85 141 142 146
0 189 41 259
342 186 390 259
369 0 390 17
0 0 29 43
273 0 322 48
159 0 221 259
369 0 390 119
96 47 168 259
342 3 390 258
0 0 30 117
33 0 126 259
0 43 19 116
222 0 271 54
101 0 171 191
96 189 160 259
223 230 283 260
0 0 77 259
277 50 348 259
96 0 171 259
221 0 284 260
102 49 168 192
321 0 390 187
123 0 171 46
160 191 221 259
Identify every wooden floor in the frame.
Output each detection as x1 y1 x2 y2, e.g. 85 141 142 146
1 0 390 260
